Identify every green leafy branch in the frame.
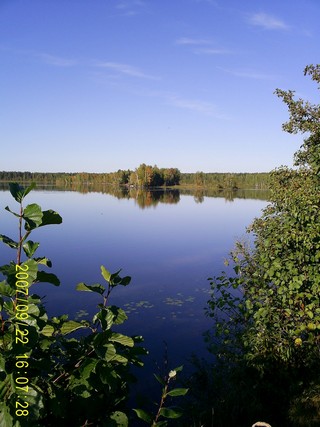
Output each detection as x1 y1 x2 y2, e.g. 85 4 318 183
0 183 149 426
134 366 188 426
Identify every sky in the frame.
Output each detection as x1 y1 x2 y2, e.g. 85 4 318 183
1 0 319 173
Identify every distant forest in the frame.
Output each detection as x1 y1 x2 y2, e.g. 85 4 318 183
0 164 270 190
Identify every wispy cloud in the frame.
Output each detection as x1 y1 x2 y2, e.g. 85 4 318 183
127 88 227 119
169 97 219 116
115 0 146 16
193 48 230 55
219 67 276 80
37 53 77 67
164 93 227 119
175 37 231 55
96 61 159 80
248 12 290 30
175 37 213 46
0 46 78 67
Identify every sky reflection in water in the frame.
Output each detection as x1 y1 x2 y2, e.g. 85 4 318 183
0 189 268 383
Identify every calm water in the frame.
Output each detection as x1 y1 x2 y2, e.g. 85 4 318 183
0 187 268 397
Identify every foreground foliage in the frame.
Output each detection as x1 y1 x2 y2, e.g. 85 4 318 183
0 183 149 426
201 65 320 426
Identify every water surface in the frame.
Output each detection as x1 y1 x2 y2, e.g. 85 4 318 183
0 187 268 396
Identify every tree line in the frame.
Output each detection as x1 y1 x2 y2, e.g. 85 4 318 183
0 165 269 190
180 171 269 189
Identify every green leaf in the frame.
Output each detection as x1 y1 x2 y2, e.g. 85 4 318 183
60 320 87 335
111 354 128 363
120 276 131 286
0 356 5 372
39 338 53 350
94 308 115 329
132 408 153 423
79 358 99 379
154 374 166 386
34 257 52 267
159 407 183 419
104 344 116 361
40 325 55 337
24 259 39 284
101 265 111 282
111 306 128 325
23 203 43 229
76 282 105 294
110 270 122 286
96 363 117 386
0 281 15 297
166 388 189 397
40 209 62 226
0 402 13 427
109 333 134 347
12 324 39 351
0 235 18 249
0 263 15 286
22 240 40 258
21 303 40 322
0 261 36 288
0 373 13 401
37 271 60 286
153 421 168 427
9 182 36 203
4 206 20 218
109 411 129 426
23 384 45 419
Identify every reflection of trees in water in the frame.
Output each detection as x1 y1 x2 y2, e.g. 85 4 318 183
131 189 180 209
0 182 270 203
178 188 270 203
193 189 205 204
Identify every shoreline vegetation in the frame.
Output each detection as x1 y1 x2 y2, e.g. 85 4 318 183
0 167 270 190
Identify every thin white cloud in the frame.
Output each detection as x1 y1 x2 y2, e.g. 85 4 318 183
128 88 228 119
0 46 78 67
37 53 77 67
175 37 213 46
248 12 290 30
175 37 231 55
193 48 230 55
220 67 276 80
165 94 227 119
96 62 160 80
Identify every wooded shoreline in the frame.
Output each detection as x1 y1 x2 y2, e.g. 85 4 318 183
0 168 270 190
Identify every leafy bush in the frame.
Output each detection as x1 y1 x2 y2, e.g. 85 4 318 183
202 65 320 426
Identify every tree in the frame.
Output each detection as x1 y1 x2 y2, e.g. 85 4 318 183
194 171 205 186
206 65 320 425
275 65 320 174
163 168 180 186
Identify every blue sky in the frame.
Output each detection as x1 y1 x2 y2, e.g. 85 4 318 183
1 0 319 173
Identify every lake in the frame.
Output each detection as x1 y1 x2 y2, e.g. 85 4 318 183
0 186 268 400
